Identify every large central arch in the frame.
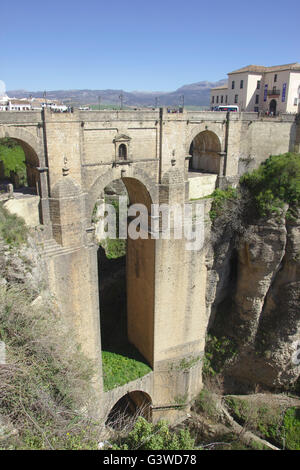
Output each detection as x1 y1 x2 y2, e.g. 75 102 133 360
89 172 155 369
189 130 222 174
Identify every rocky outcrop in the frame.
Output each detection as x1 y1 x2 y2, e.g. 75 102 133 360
207 207 300 392
0 235 47 295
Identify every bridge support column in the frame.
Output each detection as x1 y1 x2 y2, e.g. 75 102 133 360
45 242 103 415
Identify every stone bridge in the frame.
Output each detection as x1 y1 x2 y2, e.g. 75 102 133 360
0 108 298 422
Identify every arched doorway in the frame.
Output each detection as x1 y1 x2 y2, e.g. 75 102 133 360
0 137 43 224
0 137 40 193
189 130 221 174
106 391 152 429
269 99 277 115
91 176 155 391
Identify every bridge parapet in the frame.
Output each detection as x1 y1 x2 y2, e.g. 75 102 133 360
0 111 42 124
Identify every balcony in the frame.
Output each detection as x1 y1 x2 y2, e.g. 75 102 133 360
267 88 281 97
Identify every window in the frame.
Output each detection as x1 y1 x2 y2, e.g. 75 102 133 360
216 96 219 103
274 74 277 82
254 106 259 113
234 94 238 104
212 96 214 103
225 95 228 103
232 81 235 89
294 98 298 106
221 95 223 103
257 80 261 89
240 80 243 89
118 144 127 160
255 94 259 104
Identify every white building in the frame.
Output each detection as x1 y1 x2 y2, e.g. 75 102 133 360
210 63 300 114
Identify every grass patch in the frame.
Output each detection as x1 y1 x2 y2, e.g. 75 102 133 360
0 203 28 246
0 139 26 184
283 407 300 450
102 351 151 392
0 284 100 449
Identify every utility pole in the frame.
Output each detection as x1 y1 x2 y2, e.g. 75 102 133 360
155 97 159 108
180 94 184 109
119 93 123 110
43 90 47 107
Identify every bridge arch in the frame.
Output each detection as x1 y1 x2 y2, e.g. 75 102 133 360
90 171 155 368
0 125 42 162
188 130 222 174
0 126 43 193
106 391 152 429
87 166 157 220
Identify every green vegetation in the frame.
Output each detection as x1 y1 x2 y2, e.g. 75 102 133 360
224 397 300 450
103 237 126 259
193 388 220 421
209 187 238 221
102 351 151 392
282 407 300 450
240 152 300 217
97 198 126 259
0 138 27 185
0 203 28 246
202 334 237 377
111 417 196 450
0 284 101 449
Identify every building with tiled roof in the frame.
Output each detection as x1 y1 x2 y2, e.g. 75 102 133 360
210 62 300 114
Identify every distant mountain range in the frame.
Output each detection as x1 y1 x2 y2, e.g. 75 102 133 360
7 79 227 108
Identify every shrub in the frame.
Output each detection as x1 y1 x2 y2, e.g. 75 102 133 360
0 285 99 449
209 187 238 221
0 204 28 246
283 407 300 450
193 389 219 421
111 417 196 450
203 334 237 378
240 153 300 217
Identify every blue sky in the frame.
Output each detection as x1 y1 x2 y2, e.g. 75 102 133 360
1 0 299 92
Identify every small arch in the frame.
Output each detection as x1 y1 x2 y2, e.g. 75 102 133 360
269 99 277 116
106 391 152 429
0 137 40 192
189 130 221 174
0 136 43 224
118 143 127 160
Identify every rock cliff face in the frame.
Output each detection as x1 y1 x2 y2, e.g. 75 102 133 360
206 206 300 392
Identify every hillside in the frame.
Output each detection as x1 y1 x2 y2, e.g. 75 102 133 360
7 79 227 108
